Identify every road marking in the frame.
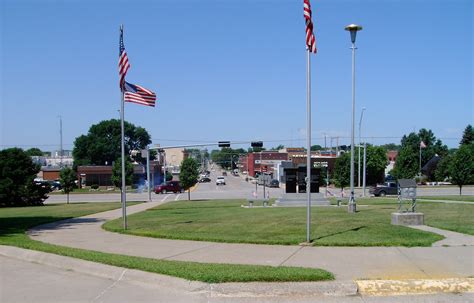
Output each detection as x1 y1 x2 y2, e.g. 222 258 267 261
174 194 181 201
160 194 170 202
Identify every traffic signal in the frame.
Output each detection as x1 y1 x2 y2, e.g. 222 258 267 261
218 141 231 148
251 141 263 148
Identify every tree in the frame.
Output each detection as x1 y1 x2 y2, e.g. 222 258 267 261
434 154 452 182
310 145 323 151
449 144 474 195
72 119 152 168
25 147 45 156
393 130 448 179
364 146 388 185
380 143 401 151
333 153 350 190
179 158 199 200
0 148 50 207
111 158 133 189
59 167 76 204
271 145 285 151
460 124 474 145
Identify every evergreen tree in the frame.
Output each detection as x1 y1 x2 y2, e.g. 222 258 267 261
460 124 474 145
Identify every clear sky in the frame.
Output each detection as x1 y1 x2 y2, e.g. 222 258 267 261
1 0 472 152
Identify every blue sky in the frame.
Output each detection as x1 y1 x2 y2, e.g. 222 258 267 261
1 0 472 152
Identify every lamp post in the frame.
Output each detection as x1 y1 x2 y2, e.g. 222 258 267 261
358 107 366 188
345 23 363 213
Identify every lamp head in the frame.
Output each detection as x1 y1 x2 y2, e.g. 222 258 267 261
345 24 363 43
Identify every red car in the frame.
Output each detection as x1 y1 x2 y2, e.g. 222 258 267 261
154 181 184 194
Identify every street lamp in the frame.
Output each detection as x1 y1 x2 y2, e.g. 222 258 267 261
345 23 363 213
358 107 366 188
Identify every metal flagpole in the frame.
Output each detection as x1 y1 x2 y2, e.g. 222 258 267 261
419 143 422 175
121 91 127 229
306 48 312 243
147 146 151 202
363 141 367 197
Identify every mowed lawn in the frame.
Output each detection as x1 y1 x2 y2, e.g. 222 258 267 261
103 198 473 246
0 202 333 283
418 195 474 202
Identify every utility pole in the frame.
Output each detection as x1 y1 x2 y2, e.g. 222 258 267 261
58 115 63 168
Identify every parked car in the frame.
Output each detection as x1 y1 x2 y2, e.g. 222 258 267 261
154 181 183 194
199 177 211 183
49 180 62 190
216 176 226 186
268 179 280 188
369 182 397 197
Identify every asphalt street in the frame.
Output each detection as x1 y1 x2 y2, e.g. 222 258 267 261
45 168 474 204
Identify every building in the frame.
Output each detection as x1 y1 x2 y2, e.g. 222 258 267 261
163 148 188 174
76 161 163 188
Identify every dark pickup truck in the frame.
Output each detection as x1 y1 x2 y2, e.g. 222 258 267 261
154 181 184 194
369 182 397 197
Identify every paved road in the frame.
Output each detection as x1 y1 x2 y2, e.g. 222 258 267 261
2 255 472 303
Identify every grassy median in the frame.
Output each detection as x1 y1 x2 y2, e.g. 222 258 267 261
0 203 333 283
102 198 463 246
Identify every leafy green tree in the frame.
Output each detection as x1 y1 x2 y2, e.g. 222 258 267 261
449 144 474 195
59 167 76 204
434 154 452 182
380 143 401 151
393 130 448 179
392 145 419 179
334 153 350 190
211 148 247 170
165 171 173 182
0 148 51 207
365 146 388 185
460 124 474 145
25 147 45 156
271 145 285 151
179 158 199 200
111 158 133 189
310 145 323 151
72 119 152 168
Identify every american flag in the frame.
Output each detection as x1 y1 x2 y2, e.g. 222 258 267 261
118 26 130 90
420 141 427 148
123 81 156 107
304 0 317 53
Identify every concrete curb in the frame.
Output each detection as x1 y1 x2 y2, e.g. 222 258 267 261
0 245 356 297
2 245 473 298
356 278 474 296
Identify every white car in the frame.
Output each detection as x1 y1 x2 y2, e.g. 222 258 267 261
216 176 226 186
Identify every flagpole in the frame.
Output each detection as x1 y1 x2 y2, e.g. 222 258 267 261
419 142 422 175
120 24 127 230
306 48 312 243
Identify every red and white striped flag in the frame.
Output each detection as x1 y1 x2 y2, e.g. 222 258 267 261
118 26 130 90
123 81 156 107
304 0 317 53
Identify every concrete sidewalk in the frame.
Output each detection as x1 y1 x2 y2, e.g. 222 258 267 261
27 201 474 282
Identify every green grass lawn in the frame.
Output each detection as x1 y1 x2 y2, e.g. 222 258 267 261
418 195 474 202
103 198 464 246
0 203 333 283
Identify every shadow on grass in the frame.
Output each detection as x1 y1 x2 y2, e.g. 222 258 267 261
314 226 367 240
0 217 103 238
